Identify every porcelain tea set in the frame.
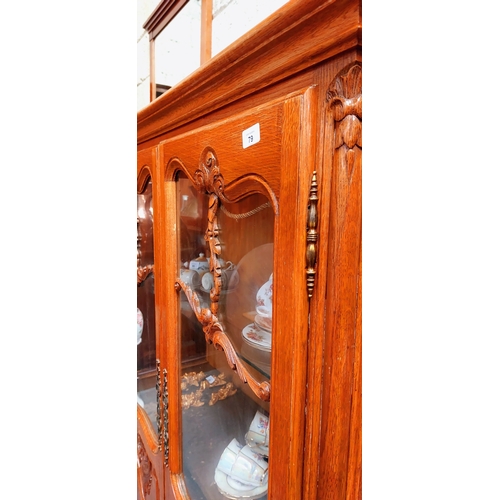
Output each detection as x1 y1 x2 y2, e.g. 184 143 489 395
180 253 239 293
242 274 273 352
215 410 270 499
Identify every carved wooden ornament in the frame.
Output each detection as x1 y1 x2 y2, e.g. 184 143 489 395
327 61 362 184
137 217 154 284
327 61 362 252
193 147 225 316
175 146 271 401
175 278 271 401
327 61 362 150
137 434 153 496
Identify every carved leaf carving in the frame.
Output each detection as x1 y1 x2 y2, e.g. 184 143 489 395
327 61 362 152
327 62 362 251
193 146 226 199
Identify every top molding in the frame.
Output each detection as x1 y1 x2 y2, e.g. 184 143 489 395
138 0 361 146
143 0 190 40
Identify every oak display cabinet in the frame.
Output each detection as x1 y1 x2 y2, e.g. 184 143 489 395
137 1 362 499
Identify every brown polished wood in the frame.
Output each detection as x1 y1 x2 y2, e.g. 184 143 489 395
138 0 361 146
143 0 191 40
149 38 156 103
200 0 212 65
138 405 164 500
138 1 362 499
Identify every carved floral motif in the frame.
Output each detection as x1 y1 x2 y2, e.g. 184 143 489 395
193 147 226 200
327 61 362 247
327 61 362 151
193 147 226 315
327 62 361 129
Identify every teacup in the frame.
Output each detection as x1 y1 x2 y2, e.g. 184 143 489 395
245 411 270 456
180 268 201 289
216 438 269 488
200 271 214 292
200 267 240 293
256 305 272 318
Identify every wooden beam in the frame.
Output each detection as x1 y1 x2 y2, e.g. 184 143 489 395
200 0 213 65
149 38 156 102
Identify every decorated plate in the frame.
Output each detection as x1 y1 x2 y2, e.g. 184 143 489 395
242 324 271 352
254 314 272 333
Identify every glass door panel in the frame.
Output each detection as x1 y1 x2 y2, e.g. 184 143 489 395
176 172 272 500
137 178 158 433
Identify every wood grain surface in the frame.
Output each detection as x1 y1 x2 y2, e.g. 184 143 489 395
137 1 362 498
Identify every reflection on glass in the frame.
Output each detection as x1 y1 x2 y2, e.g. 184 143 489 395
137 179 158 433
155 0 201 89
212 0 289 57
177 172 273 499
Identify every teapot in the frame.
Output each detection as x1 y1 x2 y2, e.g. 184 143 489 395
186 253 210 273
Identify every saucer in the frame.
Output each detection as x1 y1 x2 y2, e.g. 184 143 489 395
254 314 272 333
215 469 268 500
242 324 271 352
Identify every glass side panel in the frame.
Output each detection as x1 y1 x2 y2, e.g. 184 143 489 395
177 172 273 500
155 0 201 89
137 178 158 433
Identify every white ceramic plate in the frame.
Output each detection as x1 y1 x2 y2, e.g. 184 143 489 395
254 314 272 333
242 324 271 352
214 469 268 500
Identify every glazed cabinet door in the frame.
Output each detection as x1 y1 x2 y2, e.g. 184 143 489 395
157 86 318 500
137 147 165 500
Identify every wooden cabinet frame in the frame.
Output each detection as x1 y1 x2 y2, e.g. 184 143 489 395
138 1 362 499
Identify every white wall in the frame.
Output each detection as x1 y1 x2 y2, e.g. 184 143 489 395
155 0 201 90
212 0 288 57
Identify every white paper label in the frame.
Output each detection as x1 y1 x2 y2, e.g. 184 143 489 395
242 123 260 149
205 375 216 384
